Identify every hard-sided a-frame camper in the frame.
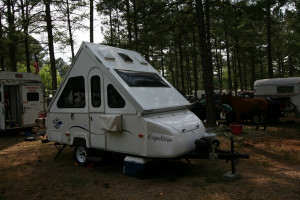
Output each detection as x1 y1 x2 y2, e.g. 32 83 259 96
0 72 45 131
46 42 248 177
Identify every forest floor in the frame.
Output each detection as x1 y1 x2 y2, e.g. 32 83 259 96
0 120 299 200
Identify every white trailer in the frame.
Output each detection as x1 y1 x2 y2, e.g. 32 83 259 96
0 72 45 130
46 42 248 177
254 77 300 117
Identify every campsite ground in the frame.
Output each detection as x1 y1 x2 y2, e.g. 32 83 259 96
0 121 299 200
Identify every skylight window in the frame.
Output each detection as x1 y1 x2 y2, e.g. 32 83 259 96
118 53 133 62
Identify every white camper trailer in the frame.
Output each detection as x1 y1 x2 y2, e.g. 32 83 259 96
46 42 248 176
0 72 45 130
254 77 300 118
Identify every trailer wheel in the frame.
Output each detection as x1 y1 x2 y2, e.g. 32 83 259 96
74 142 89 166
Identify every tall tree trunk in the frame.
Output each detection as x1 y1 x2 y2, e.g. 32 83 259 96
235 35 243 91
243 63 248 90
125 0 132 45
0 8 5 71
178 39 186 96
260 55 264 79
20 0 31 72
214 39 222 93
288 56 294 77
224 21 232 92
45 0 57 95
186 54 192 95
169 49 176 87
66 0 75 59
90 0 94 43
160 48 164 77
195 0 216 127
250 55 256 90
133 0 138 42
232 53 238 95
192 31 198 98
175 47 179 90
7 0 17 72
267 0 273 78
109 7 113 45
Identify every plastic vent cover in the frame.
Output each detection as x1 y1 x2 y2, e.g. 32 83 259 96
118 53 133 62
98 47 115 60
134 54 148 65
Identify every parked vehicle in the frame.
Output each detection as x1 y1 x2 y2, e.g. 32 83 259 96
46 42 248 176
237 90 254 98
254 77 300 121
0 72 45 131
189 94 221 121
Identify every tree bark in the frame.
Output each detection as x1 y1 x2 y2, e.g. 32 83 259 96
7 0 17 72
0 10 5 71
90 0 94 43
267 0 273 78
45 0 57 95
195 0 216 127
224 21 232 92
192 31 198 98
178 39 186 96
250 55 255 90
20 0 31 73
125 0 132 45
66 0 75 59
214 39 222 93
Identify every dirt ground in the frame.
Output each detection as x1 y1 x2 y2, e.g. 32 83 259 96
0 121 299 200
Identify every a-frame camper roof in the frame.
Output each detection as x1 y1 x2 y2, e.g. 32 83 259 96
49 42 190 114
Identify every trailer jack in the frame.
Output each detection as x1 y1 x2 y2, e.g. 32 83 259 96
184 135 249 181
54 143 67 160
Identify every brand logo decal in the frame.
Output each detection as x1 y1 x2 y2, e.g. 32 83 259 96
53 117 63 129
148 134 173 143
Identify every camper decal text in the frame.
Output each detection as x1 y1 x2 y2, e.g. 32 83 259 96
53 118 63 129
148 134 172 143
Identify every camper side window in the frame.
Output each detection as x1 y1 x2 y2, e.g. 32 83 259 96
107 84 125 108
57 76 86 108
91 76 101 107
27 92 39 101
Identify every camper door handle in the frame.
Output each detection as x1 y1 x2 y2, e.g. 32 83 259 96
89 116 93 121
71 113 74 120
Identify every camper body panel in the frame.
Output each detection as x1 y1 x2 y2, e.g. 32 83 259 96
47 42 210 158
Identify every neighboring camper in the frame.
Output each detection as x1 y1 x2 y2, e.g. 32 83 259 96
0 72 45 130
254 77 300 118
46 42 248 176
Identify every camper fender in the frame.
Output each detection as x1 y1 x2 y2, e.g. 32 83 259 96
71 136 90 148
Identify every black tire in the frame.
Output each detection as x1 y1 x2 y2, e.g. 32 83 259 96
74 142 89 166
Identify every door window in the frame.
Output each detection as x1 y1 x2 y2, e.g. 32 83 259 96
91 76 101 107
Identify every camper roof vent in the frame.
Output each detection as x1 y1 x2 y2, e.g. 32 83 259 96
118 53 133 62
98 48 115 60
134 55 148 65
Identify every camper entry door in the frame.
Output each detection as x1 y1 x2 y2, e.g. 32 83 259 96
88 68 106 149
0 84 5 129
21 85 43 125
